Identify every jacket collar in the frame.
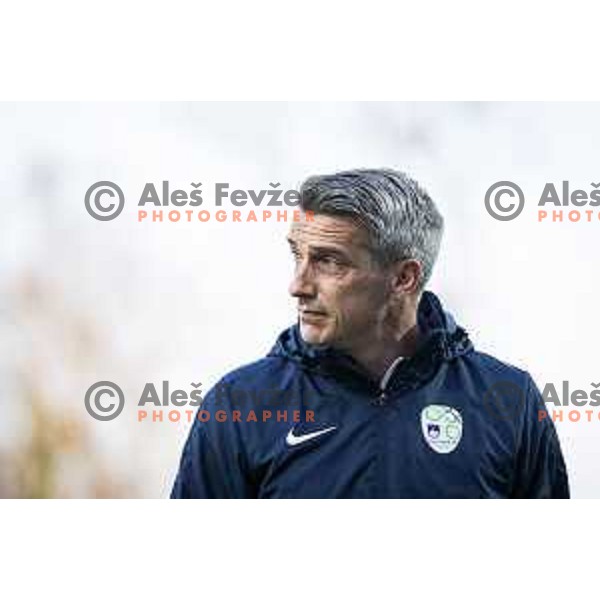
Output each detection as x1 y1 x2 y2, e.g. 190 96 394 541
269 291 473 393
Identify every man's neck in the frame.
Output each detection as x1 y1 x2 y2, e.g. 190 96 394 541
350 322 421 382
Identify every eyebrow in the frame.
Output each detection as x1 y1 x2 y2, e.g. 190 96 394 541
286 238 351 260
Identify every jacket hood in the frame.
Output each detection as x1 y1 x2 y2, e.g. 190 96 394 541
268 291 473 392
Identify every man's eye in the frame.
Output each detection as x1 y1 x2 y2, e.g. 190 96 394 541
318 256 336 264
316 255 343 267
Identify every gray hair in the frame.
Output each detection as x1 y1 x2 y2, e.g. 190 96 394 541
299 168 444 290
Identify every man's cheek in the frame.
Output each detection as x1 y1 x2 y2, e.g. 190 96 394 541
324 309 341 337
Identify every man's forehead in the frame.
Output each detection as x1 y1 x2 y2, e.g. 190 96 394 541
288 213 370 248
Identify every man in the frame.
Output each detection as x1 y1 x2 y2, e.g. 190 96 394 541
171 168 569 498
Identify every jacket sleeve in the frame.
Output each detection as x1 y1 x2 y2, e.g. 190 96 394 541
512 375 570 498
170 387 256 499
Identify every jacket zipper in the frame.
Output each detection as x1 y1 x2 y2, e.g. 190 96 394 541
372 389 386 406
372 356 405 406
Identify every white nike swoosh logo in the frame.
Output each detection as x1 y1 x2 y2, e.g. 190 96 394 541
286 426 337 447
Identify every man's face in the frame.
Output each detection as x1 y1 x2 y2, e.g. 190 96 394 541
287 213 391 351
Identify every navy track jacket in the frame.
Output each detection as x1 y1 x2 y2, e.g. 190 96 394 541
171 292 569 498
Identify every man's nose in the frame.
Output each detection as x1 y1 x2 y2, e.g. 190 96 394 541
288 259 317 299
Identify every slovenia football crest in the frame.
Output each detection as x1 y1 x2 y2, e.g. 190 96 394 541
421 404 463 454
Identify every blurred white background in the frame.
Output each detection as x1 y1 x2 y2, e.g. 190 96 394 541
1 102 598 498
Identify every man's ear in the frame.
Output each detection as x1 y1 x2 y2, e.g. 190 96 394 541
388 259 422 296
